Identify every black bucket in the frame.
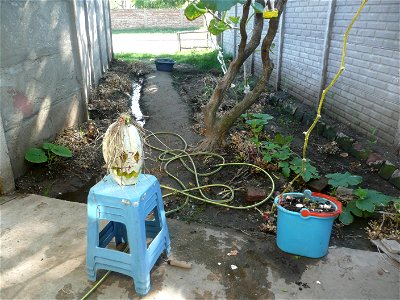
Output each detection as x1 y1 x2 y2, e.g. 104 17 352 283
155 58 176 72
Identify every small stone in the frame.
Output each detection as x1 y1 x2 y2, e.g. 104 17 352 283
349 142 370 160
322 125 337 140
270 91 287 106
366 153 384 167
282 102 297 115
336 186 353 197
388 169 400 190
340 152 349 158
230 265 238 270
307 177 328 192
218 262 221 265
336 132 354 152
381 239 400 254
378 161 396 180
227 250 239 256
245 187 266 203
377 270 384 276
315 121 326 135
294 109 304 122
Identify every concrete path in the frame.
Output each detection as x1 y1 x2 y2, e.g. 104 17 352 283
142 69 200 147
1 194 399 299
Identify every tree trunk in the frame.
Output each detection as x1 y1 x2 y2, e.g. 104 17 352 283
197 0 287 151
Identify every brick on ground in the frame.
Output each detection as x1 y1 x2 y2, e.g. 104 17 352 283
388 169 400 190
245 187 266 203
378 161 397 180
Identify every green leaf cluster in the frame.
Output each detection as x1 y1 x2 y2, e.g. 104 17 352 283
261 133 319 182
327 172 400 225
25 143 72 164
339 188 400 225
241 113 273 146
326 172 362 188
184 0 245 35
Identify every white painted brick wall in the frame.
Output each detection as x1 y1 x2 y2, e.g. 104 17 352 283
325 0 399 146
222 0 400 148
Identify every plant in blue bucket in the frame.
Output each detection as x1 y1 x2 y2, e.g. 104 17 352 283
274 189 342 258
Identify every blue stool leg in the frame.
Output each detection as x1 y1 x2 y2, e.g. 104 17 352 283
128 205 151 295
134 273 151 296
114 222 124 245
86 193 99 281
155 186 171 257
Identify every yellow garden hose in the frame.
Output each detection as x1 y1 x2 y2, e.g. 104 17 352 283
144 131 275 215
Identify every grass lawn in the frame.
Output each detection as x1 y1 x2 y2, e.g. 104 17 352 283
116 49 231 71
112 27 204 35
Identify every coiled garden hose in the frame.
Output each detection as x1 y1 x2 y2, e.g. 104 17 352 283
80 131 275 300
144 131 275 214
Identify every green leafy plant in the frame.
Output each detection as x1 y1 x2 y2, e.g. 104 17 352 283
325 172 399 225
326 172 363 188
241 113 273 146
25 142 72 165
340 188 399 225
288 158 319 182
260 133 319 182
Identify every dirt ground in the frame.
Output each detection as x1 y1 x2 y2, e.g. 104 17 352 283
15 60 398 251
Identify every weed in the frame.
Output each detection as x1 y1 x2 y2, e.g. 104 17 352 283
325 172 400 225
112 27 203 35
241 113 273 147
116 49 231 71
25 142 72 166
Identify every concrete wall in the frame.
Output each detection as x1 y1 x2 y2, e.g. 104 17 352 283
221 0 400 149
0 0 113 193
111 9 204 30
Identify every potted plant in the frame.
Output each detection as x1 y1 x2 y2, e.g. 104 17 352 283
274 190 342 258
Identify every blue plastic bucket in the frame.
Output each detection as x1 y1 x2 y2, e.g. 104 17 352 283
155 58 175 72
274 190 342 258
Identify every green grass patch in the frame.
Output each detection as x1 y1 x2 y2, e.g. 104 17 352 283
112 27 203 35
116 49 231 71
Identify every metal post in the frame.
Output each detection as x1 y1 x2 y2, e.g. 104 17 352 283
102 0 110 65
177 32 181 51
318 0 336 101
233 4 238 58
250 7 256 75
94 0 105 73
275 8 286 91
106 0 114 60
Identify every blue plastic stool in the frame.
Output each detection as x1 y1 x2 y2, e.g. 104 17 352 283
86 174 171 295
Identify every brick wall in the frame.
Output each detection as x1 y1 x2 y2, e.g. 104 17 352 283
222 0 400 149
111 9 204 29
279 0 328 107
324 0 399 146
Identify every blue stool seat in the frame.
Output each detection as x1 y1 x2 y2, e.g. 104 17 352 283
86 174 171 295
